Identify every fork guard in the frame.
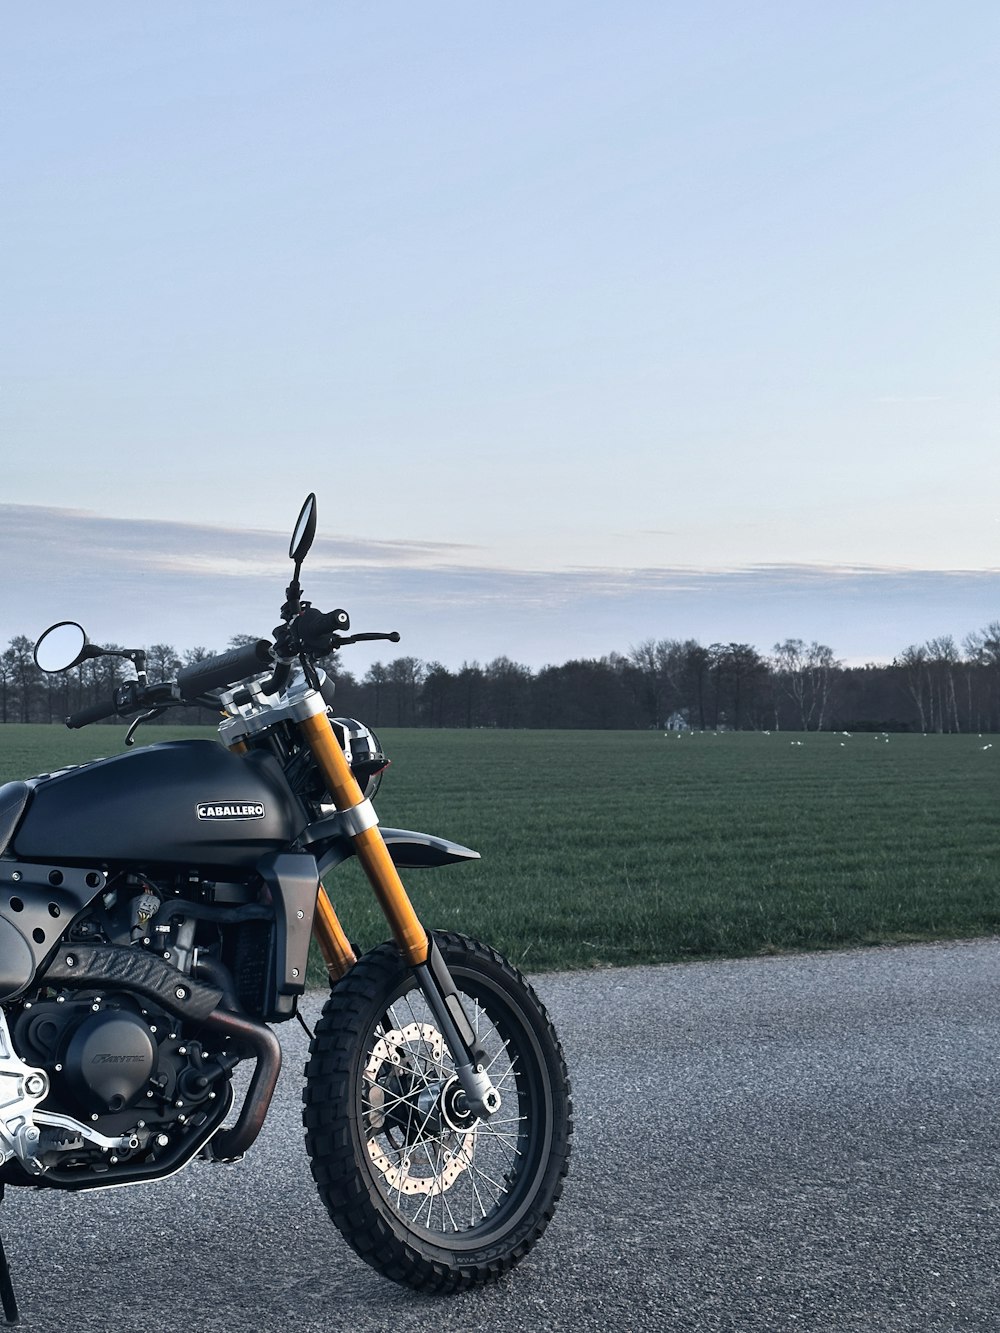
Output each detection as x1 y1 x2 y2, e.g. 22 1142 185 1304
312 827 481 874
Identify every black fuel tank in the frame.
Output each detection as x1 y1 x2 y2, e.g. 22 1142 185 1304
13 740 304 870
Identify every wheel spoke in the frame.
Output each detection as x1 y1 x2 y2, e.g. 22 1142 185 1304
468 1164 491 1221
436 1155 460 1231
476 1114 527 1130
484 1045 517 1077
479 1122 523 1149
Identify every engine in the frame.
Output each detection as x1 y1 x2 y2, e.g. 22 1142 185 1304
10 989 235 1181
0 868 277 1187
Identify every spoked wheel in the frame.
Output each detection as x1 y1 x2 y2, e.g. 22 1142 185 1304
303 931 572 1290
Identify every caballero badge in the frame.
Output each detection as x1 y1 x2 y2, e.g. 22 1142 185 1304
197 802 266 820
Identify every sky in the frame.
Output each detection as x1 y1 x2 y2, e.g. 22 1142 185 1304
4 3 999 673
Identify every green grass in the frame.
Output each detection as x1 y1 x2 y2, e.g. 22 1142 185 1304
3 724 1000 972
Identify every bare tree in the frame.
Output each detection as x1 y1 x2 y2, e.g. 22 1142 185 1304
485 656 532 728
924 636 961 732
147 643 180 682
363 661 389 728
897 645 929 732
183 646 215 665
0 648 13 724
772 639 840 730
387 656 426 726
627 639 687 727
8 636 39 723
964 623 1000 731
456 662 486 729
709 643 768 730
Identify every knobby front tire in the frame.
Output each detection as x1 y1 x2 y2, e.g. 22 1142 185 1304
303 931 572 1291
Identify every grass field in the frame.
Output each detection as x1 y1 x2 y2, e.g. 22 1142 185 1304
2 724 1000 973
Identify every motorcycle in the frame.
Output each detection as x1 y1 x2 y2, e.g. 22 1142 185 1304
0 495 571 1321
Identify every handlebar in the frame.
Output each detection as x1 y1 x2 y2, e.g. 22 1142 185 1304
62 611 400 730
65 679 176 730
66 697 120 730
175 640 274 701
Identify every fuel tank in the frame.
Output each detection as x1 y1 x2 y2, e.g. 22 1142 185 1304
13 740 305 870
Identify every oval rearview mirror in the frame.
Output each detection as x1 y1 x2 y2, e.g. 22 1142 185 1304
34 621 90 673
289 493 318 564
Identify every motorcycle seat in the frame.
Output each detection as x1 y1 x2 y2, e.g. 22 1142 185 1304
0 782 30 858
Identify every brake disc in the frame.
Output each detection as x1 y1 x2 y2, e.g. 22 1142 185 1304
363 1021 477 1198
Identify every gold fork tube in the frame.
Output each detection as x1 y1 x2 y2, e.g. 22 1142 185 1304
314 884 357 980
297 711 429 966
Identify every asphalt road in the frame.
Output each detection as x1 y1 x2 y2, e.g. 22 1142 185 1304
7 940 1000 1332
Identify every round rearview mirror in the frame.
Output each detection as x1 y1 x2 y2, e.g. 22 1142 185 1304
289 493 318 564
34 621 89 673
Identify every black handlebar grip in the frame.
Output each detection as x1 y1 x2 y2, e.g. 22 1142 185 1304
175 639 273 701
66 698 119 730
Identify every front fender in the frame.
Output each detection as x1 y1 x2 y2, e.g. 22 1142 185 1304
313 826 480 877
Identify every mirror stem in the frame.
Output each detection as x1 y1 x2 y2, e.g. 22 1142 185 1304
281 566 304 622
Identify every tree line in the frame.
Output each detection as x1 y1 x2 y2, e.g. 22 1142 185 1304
5 624 1000 732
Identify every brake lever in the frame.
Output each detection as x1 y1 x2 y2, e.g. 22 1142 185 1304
125 706 168 747
335 631 401 647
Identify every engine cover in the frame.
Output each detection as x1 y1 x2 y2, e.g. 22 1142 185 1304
64 1010 156 1113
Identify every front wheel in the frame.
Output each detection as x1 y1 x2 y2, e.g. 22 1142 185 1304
303 931 572 1291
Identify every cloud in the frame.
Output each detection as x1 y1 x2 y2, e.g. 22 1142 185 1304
4 504 1000 671
0 504 477 579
